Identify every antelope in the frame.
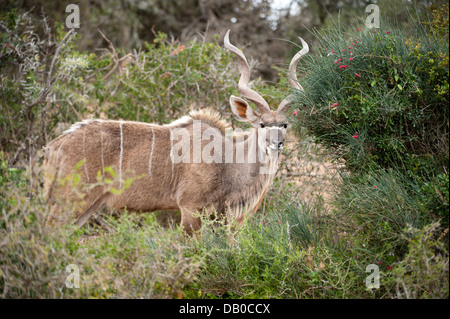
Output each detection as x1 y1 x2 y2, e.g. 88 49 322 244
43 30 309 235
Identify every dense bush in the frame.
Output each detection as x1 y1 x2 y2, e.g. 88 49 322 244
292 10 448 172
387 222 449 298
286 7 449 299
0 165 202 298
291 8 449 226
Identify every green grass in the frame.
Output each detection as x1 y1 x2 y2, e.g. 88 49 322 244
1 158 447 299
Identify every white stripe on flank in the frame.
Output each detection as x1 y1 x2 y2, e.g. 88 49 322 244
169 128 174 174
56 138 67 161
83 126 90 182
100 122 104 177
119 121 123 189
148 127 155 176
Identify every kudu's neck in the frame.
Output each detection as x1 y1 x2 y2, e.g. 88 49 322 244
224 128 280 221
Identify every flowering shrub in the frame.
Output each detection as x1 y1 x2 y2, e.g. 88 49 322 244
291 9 449 225
292 12 448 173
287 8 448 298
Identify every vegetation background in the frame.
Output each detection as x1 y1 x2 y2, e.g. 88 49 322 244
0 0 448 299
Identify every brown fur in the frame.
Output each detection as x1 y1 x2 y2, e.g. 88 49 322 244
43 110 280 235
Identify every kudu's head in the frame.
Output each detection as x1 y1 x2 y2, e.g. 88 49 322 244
224 30 309 155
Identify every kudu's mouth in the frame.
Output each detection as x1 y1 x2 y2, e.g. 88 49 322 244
266 144 283 156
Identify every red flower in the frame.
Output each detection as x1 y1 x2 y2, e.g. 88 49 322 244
293 111 298 115
342 49 346 52
330 102 338 108
339 65 348 69
386 266 393 270
373 30 376 33
373 185 378 189
330 50 335 54
357 28 360 31
386 31 391 34
338 58 341 61
349 57 354 61
376 261 382 265
352 135 358 139
355 73 360 77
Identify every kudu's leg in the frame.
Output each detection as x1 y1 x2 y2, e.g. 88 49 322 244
46 203 69 226
46 185 110 227
74 192 111 227
180 206 202 237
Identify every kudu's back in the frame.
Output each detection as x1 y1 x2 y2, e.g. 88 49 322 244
44 112 229 233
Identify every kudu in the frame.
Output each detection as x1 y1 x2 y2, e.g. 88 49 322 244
43 30 309 235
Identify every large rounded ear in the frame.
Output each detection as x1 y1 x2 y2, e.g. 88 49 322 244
229 95 259 124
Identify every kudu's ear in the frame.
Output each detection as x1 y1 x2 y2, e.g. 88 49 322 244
229 95 259 124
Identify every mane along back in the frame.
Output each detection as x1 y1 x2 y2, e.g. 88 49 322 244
188 109 230 135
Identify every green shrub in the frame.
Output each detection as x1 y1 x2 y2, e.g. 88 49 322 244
290 9 449 225
334 168 431 257
183 195 390 299
291 11 448 173
0 157 202 298
387 222 449 299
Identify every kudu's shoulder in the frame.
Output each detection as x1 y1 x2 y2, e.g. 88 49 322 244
188 109 230 135
164 108 230 135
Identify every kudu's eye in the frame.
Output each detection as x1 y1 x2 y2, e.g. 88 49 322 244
260 123 265 128
283 124 288 129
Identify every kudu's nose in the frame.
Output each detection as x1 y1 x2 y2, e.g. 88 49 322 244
273 139 284 149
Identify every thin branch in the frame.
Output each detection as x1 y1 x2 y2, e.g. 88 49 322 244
47 28 75 88
25 28 75 114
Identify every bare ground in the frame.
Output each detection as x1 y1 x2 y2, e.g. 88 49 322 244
275 131 345 211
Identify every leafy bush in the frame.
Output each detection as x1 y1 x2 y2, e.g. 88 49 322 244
387 222 449 299
0 155 202 298
183 193 395 299
291 9 449 225
292 11 448 172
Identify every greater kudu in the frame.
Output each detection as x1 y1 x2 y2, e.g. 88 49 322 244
43 30 309 235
